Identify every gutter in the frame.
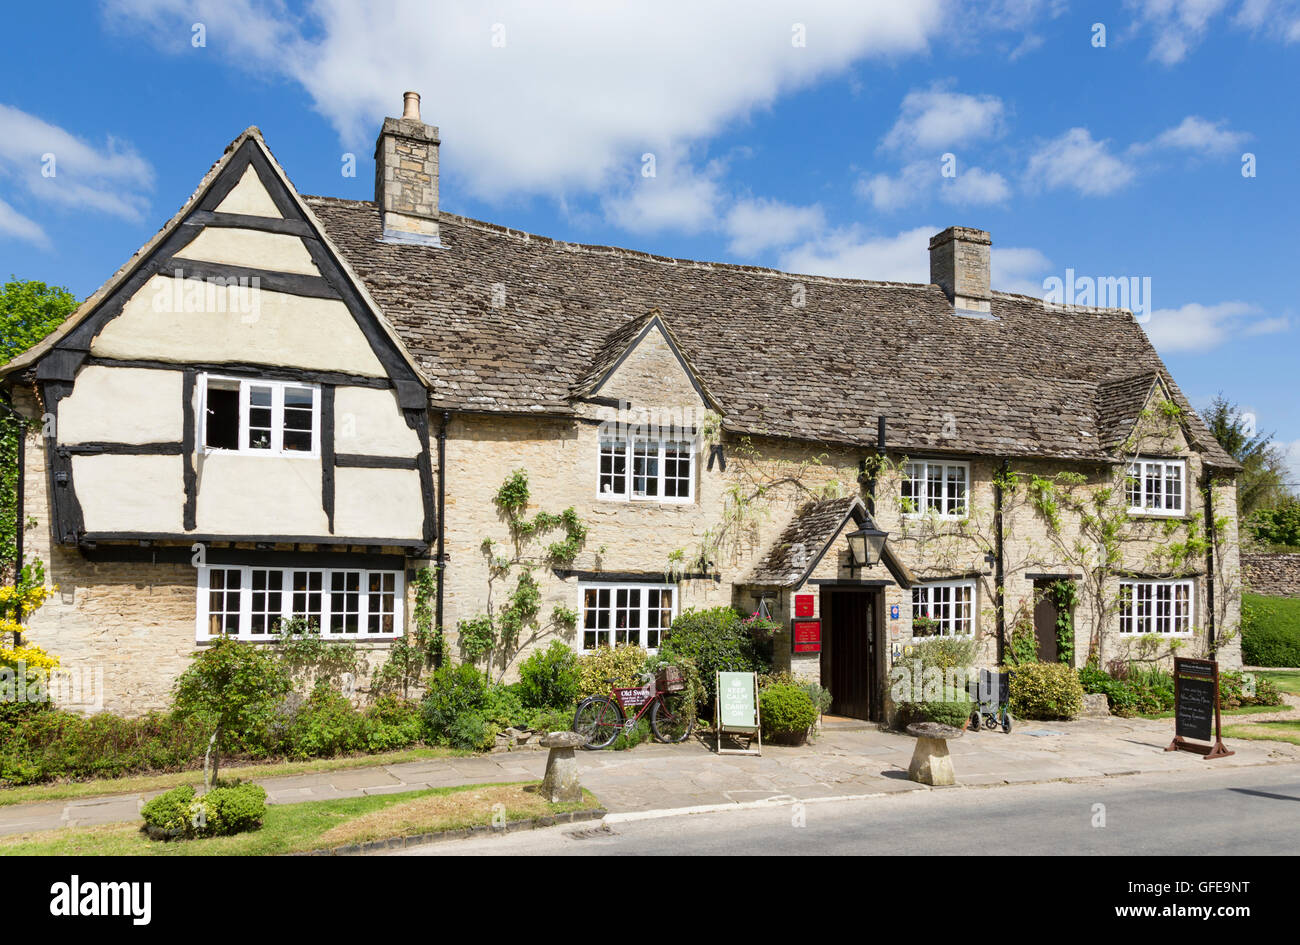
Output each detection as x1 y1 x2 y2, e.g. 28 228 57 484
435 410 449 664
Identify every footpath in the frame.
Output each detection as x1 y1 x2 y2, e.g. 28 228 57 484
2 713 1297 836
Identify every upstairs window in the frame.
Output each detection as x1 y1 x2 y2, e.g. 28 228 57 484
901 460 968 518
599 438 694 502
201 376 319 457
1125 458 1185 516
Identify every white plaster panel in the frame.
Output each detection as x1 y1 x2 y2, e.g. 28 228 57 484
194 452 329 535
333 466 424 540
214 165 283 217
60 367 184 445
174 228 320 276
73 454 185 533
90 274 386 376
334 387 422 457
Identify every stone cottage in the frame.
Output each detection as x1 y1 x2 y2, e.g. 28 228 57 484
0 93 1243 718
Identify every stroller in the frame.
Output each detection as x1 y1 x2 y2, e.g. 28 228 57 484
967 668 1013 734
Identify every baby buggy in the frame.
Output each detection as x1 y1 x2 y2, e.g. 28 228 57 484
967 668 1013 734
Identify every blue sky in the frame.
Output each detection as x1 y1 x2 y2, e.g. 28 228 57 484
1 1 1297 483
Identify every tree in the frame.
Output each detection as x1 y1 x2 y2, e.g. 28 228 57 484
1201 394 1290 517
1249 500 1300 549
172 639 290 789
1 278 79 577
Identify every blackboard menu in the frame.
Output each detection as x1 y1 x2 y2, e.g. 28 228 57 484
1174 658 1216 742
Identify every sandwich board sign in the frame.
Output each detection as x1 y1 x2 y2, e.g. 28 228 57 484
716 671 761 756
1166 657 1233 759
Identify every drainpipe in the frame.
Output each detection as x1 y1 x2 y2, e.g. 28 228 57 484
1202 470 1217 657
435 410 449 663
862 416 886 515
994 458 1008 664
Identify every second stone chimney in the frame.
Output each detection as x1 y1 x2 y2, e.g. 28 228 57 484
929 226 991 314
374 91 441 245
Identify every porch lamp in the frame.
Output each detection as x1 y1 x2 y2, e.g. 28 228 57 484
845 523 889 570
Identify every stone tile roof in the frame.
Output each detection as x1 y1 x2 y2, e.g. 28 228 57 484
1096 371 1160 449
302 196 1238 470
747 496 860 586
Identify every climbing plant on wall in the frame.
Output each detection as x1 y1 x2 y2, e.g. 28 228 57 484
458 469 586 681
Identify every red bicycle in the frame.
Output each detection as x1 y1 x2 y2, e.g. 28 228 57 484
573 666 694 749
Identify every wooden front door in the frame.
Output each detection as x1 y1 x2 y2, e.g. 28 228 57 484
1033 582 1059 663
821 588 876 720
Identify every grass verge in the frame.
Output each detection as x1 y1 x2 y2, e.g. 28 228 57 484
1255 670 1300 697
0 781 599 856
0 746 466 809
1223 719 1300 747
1139 702 1289 721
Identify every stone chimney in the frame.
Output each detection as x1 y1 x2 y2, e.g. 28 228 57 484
374 91 441 245
929 226 991 313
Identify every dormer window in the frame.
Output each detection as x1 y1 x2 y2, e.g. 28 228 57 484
201 375 320 457
1125 458 1185 516
598 437 694 502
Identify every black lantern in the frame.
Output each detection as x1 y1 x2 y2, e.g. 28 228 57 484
845 523 889 570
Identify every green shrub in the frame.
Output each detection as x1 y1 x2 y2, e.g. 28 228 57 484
517 640 582 710
481 683 528 729
1241 593 1300 667
893 637 977 728
1078 665 1137 716
285 683 365 758
658 607 772 707
141 782 266 840
1220 670 1283 708
1009 662 1083 720
611 718 651 751
421 662 489 741
577 645 648 697
445 711 497 751
1125 664 1175 715
760 670 831 715
759 684 818 744
527 706 575 735
361 695 424 752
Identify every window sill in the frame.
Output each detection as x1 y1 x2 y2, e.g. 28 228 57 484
1125 510 1190 520
202 449 320 460
196 635 402 645
901 513 969 522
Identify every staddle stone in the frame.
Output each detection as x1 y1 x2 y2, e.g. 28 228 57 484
905 722 962 786
539 731 586 803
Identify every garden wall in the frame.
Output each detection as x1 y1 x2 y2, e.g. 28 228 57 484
1243 552 1300 598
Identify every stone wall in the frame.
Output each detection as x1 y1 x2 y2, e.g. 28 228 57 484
1243 553 1300 598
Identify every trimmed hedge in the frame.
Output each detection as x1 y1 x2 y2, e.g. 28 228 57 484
759 684 817 744
1241 593 1300 667
141 782 267 840
1009 662 1083 720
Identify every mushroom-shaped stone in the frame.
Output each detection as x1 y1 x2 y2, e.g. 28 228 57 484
904 721 963 786
539 731 587 803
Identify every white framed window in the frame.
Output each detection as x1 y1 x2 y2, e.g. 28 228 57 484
598 438 694 503
901 460 968 518
911 581 975 637
1118 579 1193 636
579 583 676 651
1125 458 1186 516
200 375 320 457
197 564 404 640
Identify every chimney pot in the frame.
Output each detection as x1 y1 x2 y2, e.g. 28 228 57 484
402 91 421 121
929 226 991 314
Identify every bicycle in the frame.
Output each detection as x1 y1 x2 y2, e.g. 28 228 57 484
572 666 694 749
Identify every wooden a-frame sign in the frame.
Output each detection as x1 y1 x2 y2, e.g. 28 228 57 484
716 671 762 756
1166 657 1234 760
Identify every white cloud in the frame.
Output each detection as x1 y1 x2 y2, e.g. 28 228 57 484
778 224 1049 292
1145 115 1250 155
1282 438 1300 493
1025 128 1136 196
0 103 154 231
0 197 49 248
856 160 1010 211
1142 300 1289 352
1128 0 1300 63
600 152 726 235
107 0 948 203
880 85 1007 153
722 198 825 256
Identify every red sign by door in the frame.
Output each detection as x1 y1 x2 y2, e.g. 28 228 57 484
794 594 815 618
792 619 821 653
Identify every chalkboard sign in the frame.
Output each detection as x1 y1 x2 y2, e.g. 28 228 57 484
1167 658 1233 759
716 671 761 756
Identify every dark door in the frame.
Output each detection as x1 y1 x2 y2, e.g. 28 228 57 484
821 589 875 719
1033 582 1059 663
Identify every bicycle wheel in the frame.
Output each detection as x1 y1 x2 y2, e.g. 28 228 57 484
650 693 694 743
574 696 622 750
